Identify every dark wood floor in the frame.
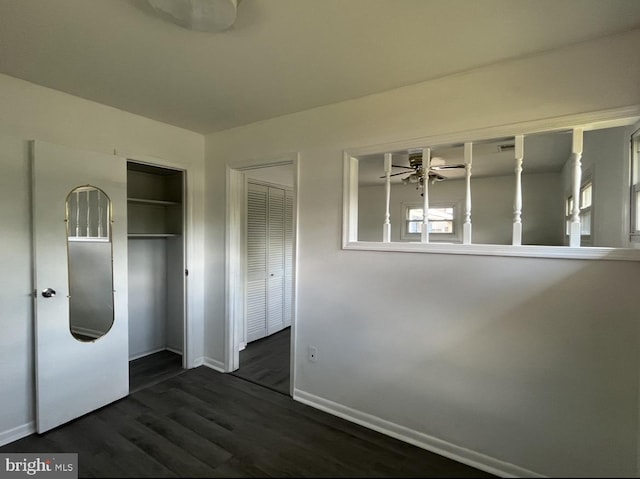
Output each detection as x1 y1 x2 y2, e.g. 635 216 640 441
130 349 185 393
231 327 291 395
1 364 494 478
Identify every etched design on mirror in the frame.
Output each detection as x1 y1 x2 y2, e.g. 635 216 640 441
65 186 115 342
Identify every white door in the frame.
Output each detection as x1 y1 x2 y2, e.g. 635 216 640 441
266 186 285 335
246 182 292 343
32 140 129 433
246 183 268 342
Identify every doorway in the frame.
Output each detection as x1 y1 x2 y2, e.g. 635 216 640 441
226 157 298 395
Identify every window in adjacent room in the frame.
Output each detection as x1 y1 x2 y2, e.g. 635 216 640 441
565 180 592 245
401 203 459 242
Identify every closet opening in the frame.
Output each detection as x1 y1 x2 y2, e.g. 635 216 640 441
126 161 186 392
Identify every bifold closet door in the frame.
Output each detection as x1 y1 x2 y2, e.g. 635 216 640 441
247 183 268 342
267 187 285 336
246 182 292 343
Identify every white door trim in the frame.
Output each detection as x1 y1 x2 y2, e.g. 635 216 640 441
225 153 299 396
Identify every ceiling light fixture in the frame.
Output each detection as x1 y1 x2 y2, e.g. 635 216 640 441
146 0 238 33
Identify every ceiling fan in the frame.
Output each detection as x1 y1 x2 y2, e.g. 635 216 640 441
379 153 466 186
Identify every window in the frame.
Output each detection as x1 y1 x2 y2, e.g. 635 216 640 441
402 204 459 241
565 180 592 245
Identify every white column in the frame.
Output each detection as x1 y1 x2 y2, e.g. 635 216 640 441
383 152 392 242
463 142 473 244
97 189 103 238
569 128 584 247
85 189 91 237
421 148 430 243
75 190 80 237
512 135 524 246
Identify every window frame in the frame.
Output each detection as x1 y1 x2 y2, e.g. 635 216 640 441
565 177 593 246
342 105 640 261
400 202 461 243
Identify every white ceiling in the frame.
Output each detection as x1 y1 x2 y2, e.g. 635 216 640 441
1 0 640 134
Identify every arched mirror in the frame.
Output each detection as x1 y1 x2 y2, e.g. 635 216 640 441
65 185 115 341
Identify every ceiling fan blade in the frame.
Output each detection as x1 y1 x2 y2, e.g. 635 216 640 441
430 163 466 170
379 171 413 179
428 171 447 182
391 164 414 170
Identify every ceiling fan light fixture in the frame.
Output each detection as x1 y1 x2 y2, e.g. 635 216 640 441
429 157 446 167
146 0 238 33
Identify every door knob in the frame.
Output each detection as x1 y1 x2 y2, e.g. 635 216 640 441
41 288 56 298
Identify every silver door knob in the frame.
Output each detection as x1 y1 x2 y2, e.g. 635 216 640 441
41 288 56 298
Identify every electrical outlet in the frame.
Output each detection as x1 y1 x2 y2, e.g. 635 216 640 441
308 346 318 362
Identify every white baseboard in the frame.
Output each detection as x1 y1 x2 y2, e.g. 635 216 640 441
293 389 544 479
166 346 183 355
203 356 226 373
192 356 204 367
0 422 35 447
129 347 166 361
129 346 184 362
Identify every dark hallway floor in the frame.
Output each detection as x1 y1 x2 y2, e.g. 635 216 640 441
231 326 291 395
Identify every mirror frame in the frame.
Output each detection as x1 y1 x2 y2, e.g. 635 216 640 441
343 105 640 261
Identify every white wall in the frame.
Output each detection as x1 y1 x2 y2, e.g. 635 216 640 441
205 29 640 477
245 164 294 188
0 73 205 444
68 242 114 338
359 172 564 245
128 239 168 358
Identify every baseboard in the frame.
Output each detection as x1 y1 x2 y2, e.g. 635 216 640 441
203 356 226 373
166 346 183 355
293 389 544 479
192 356 204 367
129 347 166 361
0 422 35 447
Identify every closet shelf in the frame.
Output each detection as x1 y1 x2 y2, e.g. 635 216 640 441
127 197 180 206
